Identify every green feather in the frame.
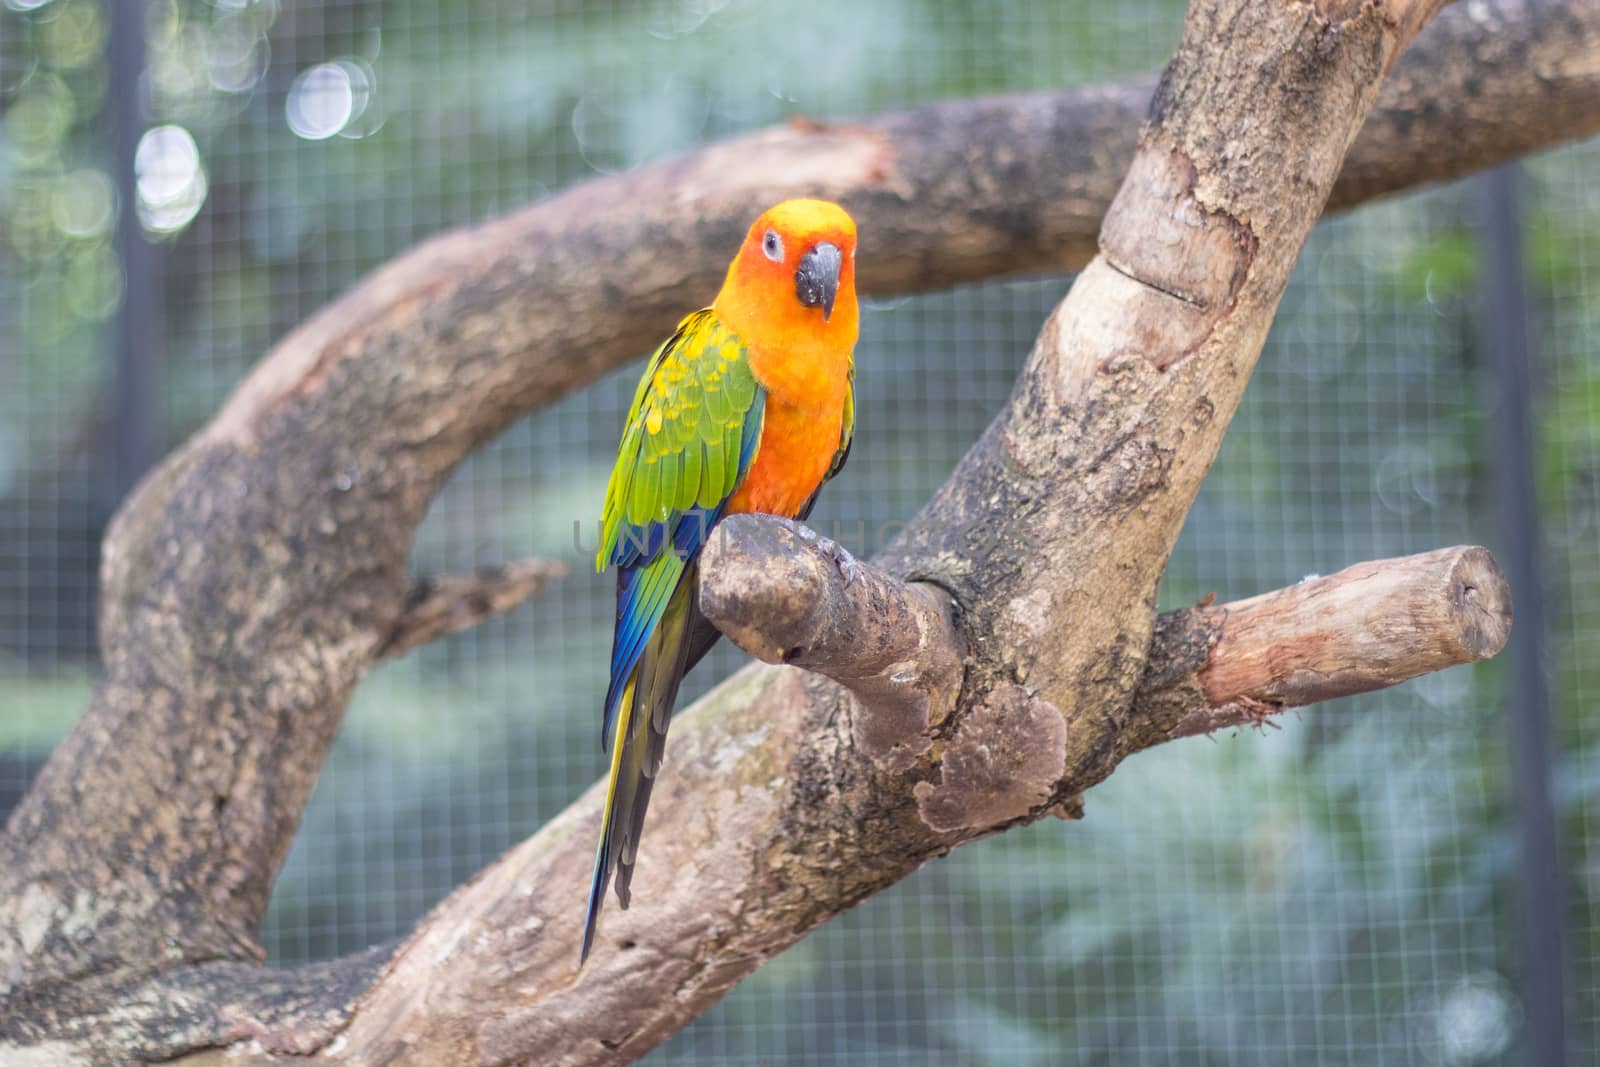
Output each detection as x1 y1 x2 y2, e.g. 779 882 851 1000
679 444 702 511
701 433 726 509
628 456 659 527
656 451 679 520
723 353 756 410
696 400 720 444
702 378 732 426
641 416 665 459
721 421 743 498
674 400 698 447
596 308 767 568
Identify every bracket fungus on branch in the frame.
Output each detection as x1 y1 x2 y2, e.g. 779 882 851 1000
701 520 1513 827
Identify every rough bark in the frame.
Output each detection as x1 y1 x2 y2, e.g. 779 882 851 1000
0 0 1561 1062
328 0 1458 1060
376 559 568 661
701 533 1512 761
1122 545 1512 751
698 515 967 775
132 0 1600 434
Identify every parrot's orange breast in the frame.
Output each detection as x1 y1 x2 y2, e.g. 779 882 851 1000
727 393 842 517
727 334 849 518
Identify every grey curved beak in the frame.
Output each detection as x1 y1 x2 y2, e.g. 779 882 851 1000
795 241 842 322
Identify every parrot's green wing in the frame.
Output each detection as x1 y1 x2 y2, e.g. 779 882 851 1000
582 308 766 965
597 308 765 573
594 308 766 741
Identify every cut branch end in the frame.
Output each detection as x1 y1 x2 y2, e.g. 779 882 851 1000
1132 544 1512 747
699 515 965 772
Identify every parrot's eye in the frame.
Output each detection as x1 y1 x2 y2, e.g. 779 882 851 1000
761 229 783 263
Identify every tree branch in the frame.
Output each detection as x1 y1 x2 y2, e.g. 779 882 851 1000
376 559 568 660
320 3 1466 1060
178 0 1600 436
1125 545 1512 749
0 0 1557 1062
698 515 966 774
701 523 1512 781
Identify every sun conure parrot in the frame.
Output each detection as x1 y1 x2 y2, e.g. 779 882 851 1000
582 199 859 964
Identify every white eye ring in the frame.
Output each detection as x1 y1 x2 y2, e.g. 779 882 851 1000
761 229 783 263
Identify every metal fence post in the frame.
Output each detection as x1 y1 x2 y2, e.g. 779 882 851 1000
1477 162 1570 1067
108 0 159 502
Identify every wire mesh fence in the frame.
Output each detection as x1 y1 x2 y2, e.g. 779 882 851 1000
2 1 1597 1063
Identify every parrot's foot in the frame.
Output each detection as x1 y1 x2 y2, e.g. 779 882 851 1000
784 519 859 586
817 534 859 587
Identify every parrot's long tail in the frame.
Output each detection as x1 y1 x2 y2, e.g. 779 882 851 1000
581 565 699 966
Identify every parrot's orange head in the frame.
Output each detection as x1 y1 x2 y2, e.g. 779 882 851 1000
715 199 859 352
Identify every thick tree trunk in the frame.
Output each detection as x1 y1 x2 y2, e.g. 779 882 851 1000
6 0 1590 1062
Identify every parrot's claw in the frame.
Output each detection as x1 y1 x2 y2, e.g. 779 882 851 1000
777 517 858 585
815 534 859 587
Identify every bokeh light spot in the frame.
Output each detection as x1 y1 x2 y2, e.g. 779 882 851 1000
287 60 373 141
135 124 207 235
1435 973 1518 1065
63 241 123 321
3 73 75 166
37 0 104 71
206 14 270 95
51 167 114 238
